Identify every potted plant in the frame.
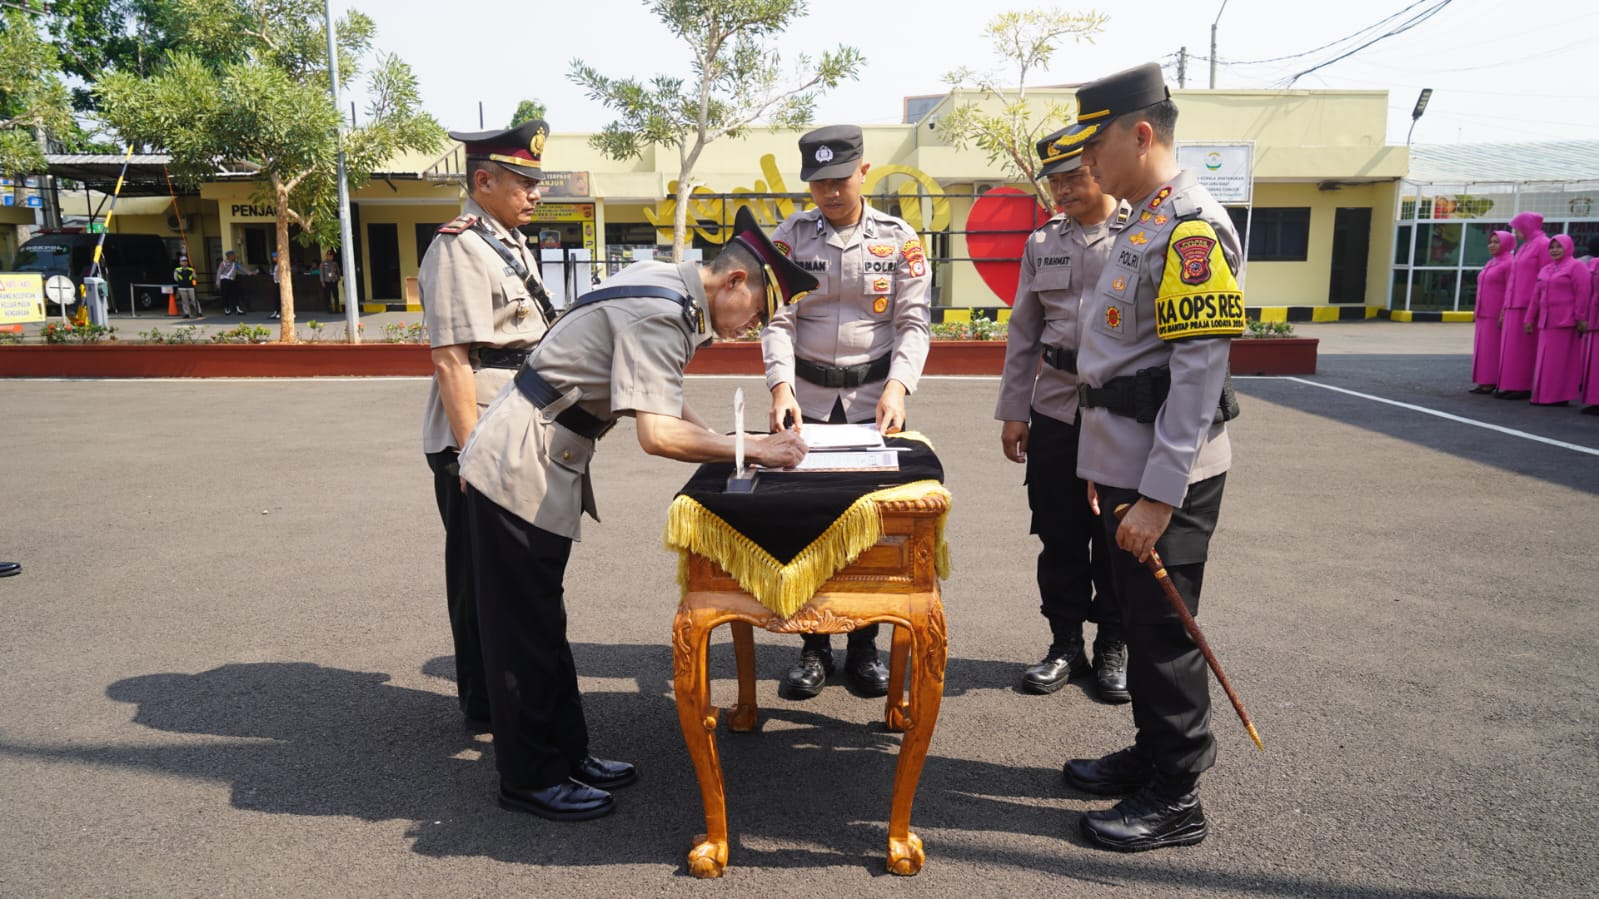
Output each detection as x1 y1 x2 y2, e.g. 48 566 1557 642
1229 320 1319 375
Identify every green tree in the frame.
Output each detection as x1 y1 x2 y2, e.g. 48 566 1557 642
938 7 1108 211
96 0 443 343
0 8 75 177
42 0 187 110
509 98 547 128
570 0 864 260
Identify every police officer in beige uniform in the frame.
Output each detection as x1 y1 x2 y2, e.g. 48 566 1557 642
457 207 816 821
762 124 932 699
996 128 1131 703
420 120 556 731
1060 63 1245 852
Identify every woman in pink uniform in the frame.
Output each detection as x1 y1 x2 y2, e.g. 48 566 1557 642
1497 212 1550 400
1582 237 1599 415
1469 230 1515 394
1524 234 1589 406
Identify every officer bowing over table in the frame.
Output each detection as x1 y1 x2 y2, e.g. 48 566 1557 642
1063 62 1246 853
419 119 557 733
762 124 933 700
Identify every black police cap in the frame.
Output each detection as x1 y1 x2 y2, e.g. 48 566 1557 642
798 125 864 182
450 119 549 180
1036 124 1088 177
1063 62 1171 142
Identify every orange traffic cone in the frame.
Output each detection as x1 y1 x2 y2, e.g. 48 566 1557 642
167 288 180 317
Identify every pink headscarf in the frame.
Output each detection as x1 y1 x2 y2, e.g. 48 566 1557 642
1490 230 1515 258
1510 211 1544 240
1546 234 1579 271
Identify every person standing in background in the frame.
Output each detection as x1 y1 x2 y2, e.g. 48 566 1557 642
1469 231 1514 395
1525 234 1589 406
321 249 341 312
1497 212 1549 400
174 255 200 319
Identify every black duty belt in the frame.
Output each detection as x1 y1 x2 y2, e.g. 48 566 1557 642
512 366 615 440
795 353 891 389
1080 365 1240 425
1041 344 1077 374
475 347 531 370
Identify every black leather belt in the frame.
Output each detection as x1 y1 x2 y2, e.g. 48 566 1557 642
1080 365 1239 425
795 353 891 389
1041 344 1077 374
475 347 531 370
512 366 614 440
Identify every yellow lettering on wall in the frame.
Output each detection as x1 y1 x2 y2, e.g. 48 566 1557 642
643 153 948 245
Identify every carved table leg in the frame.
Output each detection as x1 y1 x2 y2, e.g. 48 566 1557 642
885 622 912 732
673 603 731 878
886 592 947 876
727 620 758 733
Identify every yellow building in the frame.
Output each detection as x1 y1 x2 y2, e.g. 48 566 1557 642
27 88 1407 319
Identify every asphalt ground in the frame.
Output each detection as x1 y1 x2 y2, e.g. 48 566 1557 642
1 322 1596 897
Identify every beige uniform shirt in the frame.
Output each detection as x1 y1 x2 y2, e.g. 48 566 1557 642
994 202 1131 425
1076 170 1245 506
419 197 549 453
458 261 713 540
761 204 932 421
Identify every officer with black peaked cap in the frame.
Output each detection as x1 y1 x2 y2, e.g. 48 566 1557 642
1062 61 1247 853
456 205 815 822
419 118 557 734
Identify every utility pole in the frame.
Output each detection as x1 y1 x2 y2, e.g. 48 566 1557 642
325 0 360 343
1210 0 1229 88
1178 47 1188 88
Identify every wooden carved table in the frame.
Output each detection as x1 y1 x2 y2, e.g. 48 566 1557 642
669 487 949 878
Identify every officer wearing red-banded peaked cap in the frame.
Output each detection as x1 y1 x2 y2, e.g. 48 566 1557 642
449 119 550 181
727 205 818 323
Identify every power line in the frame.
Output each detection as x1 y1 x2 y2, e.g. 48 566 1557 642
1221 0 1436 67
1286 0 1456 86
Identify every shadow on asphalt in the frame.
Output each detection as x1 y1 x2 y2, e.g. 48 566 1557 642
1237 354 1599 496
0 651 1481 896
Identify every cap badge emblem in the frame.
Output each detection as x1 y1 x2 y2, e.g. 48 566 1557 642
814 146 834 163
530 128 547 157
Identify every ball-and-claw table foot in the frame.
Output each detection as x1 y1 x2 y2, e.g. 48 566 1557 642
726 702 758 733
885 705 912 733
688 836 729 878
887 832 925 875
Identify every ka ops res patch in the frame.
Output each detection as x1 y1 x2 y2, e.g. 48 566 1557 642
1155 219 1246 341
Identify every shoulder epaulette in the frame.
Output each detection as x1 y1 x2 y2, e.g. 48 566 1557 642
437 214 480 235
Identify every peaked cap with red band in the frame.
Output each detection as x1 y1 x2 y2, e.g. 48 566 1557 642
727 206 817 323
450 119 549 180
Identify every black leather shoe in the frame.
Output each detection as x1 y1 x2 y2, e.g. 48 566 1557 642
0 562 19 578
1080 785 1207 852
1468 384 1496 395
843 647 890 697
783 649 834 699
1092 639 1130 703
1022 637 1090 694
1064 745 1153 796
1494 389 1531 400
571 755 637 790
498 779 614 821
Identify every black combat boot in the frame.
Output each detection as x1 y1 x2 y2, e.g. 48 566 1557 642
1022 630 1089 694
1092 636 1130 703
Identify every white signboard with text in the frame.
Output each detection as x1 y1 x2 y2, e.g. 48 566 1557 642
1177 143 1255 205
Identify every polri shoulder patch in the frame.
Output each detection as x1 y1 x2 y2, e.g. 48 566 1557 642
437 214 479 235
1155 219 1246 342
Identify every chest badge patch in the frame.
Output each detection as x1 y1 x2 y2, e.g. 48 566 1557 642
903 237 927 278
1147 186 1173 210
1139 211 1153 224
1129 231 1150 246
1174 234 1218 285
867 243 895 257
1112 275 1127 292
872 277 891 293
1105 306 1122 330
1154 214 1169 226
873 296 889 314
773 239 792 257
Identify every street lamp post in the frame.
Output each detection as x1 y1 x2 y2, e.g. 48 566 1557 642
1210 0 1229 89
325 0 360 343
1406 88 1434 146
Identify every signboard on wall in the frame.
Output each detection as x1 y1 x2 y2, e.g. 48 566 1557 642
537 171 591 199
526 203 594 223
0 273 46 324
1177 143 1254 204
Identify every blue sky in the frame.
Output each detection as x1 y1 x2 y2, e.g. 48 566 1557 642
331 0 1598 146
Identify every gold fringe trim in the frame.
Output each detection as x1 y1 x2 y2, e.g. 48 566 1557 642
664 480 952 618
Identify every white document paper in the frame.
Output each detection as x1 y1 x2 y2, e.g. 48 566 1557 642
799 422 886 451
760 449 899 473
